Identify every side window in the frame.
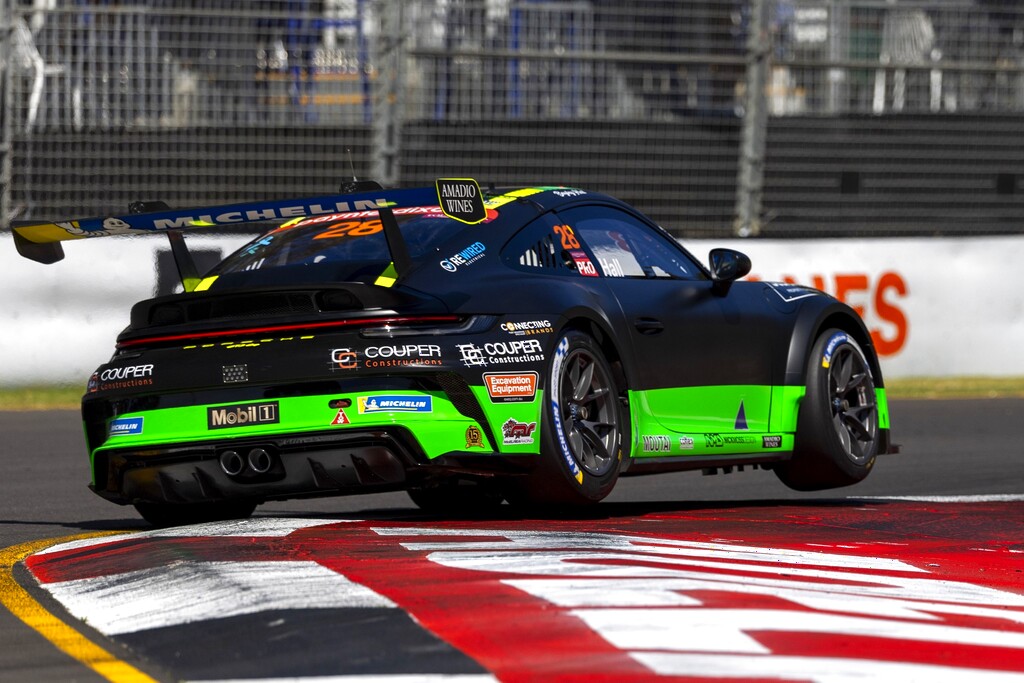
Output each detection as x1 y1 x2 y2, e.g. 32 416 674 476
502 218 585 276
560 206 704 280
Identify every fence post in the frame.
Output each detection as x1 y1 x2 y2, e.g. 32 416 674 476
734 0 770 237
0 0 13 229
372 0 404 187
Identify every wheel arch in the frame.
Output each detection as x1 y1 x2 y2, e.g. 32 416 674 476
785 303 884 389
556 313 634 460
557 310 633 392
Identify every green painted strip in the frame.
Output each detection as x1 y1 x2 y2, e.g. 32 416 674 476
93 392 490 466
627 385 800 458
770 385 806 433
632 385 774 432
876 387 890 430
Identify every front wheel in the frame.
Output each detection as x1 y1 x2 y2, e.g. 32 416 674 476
512 330 625 506
775 328 881 491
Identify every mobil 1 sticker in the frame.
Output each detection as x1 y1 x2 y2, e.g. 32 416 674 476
207 401 280 430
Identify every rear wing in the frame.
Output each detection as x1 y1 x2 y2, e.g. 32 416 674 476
11 179 486 290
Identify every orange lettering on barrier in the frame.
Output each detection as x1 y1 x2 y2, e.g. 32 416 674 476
872 271 909 357
834 274 870 318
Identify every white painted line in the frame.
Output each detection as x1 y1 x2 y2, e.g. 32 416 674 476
633 652 1024 682
854 495 1024 503
42 560 395 635
576 608 1024 652
376 528 925 573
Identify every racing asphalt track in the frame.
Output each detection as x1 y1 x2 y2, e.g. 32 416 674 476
1 398 1022 682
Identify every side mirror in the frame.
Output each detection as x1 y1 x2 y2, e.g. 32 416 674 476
709 248 751 296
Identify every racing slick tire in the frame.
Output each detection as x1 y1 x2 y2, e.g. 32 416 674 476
407 479 505 514
133 500 258 527
509 330 625 506
775 328 881 491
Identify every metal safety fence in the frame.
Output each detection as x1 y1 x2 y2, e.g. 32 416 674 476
2 0 1023 237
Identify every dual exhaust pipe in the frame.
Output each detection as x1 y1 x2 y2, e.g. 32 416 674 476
219 447 274 477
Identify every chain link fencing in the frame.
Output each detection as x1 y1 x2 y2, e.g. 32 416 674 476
2 0 1023 238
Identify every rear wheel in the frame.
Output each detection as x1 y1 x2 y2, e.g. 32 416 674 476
512 330 624 506
775 328 880 491
133 500 258 527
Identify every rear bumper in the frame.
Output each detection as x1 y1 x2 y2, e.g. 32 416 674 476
91 427 528 506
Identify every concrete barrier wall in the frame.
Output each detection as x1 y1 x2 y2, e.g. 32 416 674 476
1 234 1021 386
0 234 251 387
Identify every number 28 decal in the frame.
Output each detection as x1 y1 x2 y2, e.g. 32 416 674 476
553 224 581 250
313 220 384 240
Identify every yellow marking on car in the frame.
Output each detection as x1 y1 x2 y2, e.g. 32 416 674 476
374 262 398 287
0 532 158 683
507 188 545 198
11 222 88 243
193 275 218 291
484 187 544 210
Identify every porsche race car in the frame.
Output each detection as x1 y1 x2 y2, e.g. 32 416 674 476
12 179 894 525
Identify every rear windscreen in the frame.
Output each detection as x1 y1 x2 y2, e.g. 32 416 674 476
210 206 480 284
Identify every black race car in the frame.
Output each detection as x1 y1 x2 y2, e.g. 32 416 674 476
13 179 894 525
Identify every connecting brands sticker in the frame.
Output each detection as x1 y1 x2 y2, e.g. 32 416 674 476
358 396 433 414
500 320 554 336
108 417 144 436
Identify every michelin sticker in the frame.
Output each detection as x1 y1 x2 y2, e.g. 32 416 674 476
358 396 433 414
551 336 584 484
822 332 851 368
109 417 144 436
